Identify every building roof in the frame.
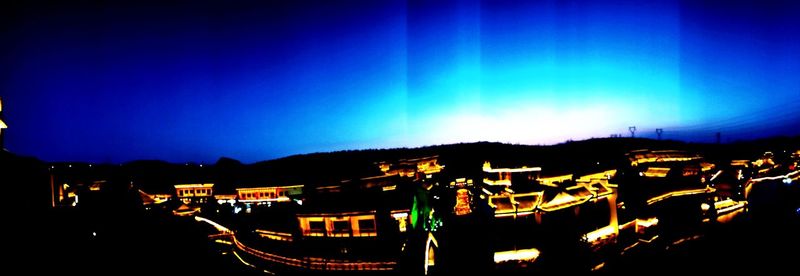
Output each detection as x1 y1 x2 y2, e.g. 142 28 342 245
174 183 214 189
236 185 304 192
627 150 702 165
482 161 541 173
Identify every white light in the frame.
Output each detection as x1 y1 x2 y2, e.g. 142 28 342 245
494 248 541 263
783 177 792 185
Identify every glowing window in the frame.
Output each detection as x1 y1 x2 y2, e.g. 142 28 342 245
309 221 325 234
358 219 376 232
331 220 350 237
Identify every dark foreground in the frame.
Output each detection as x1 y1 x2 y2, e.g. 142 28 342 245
11 204 798 275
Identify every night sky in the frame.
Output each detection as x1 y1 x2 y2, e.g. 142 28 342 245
2 0 799 163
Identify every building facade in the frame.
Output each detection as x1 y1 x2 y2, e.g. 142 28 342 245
174 183 214 204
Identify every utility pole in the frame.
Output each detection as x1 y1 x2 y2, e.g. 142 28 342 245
656 128 663 140
629 126 637 138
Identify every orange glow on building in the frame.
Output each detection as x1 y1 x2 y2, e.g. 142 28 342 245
488 192 545 217
454 189 472 216
634 217 659 234
173 204 200 216
538 186 594 212
174 183 214 204
482 162 541 187
377 156 443 179
482 162 541 173
642 167 671 177
577 170 617 182
232 235 397 271
449 177 473 188
256 229 293 242
628 150 703 166
585 225 618 245
139 190 170 205
297 212 378 238
538 174 573 186
236 185 303 203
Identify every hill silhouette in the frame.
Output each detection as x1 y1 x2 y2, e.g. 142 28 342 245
17 135 800 196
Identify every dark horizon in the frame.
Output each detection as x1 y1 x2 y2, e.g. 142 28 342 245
2 0 799 163
27 135 799 167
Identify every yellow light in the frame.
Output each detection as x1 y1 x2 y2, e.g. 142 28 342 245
482 162 542 173
636 217 659 228
256 229 293 242
646 188 714 205
195 216 232 233
232 250 257 269
701 203 711 212
382 185 397 191
215 239 232 245
494 248 541 263
483 179 512 186
424 232 438 275
585 225 617 244
714 199 746 214
454 189 472 216
538 174 573 184
642 167 670 177
577 170 617 181
391 212 408 232
233 235 397 271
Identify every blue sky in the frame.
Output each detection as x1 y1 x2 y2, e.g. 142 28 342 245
2 0 798 163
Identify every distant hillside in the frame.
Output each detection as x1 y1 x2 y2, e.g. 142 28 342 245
45 136 800 194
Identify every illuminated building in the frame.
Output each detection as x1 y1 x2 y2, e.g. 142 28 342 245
48 163 98 208
231 157 443 274
236 185 303 203
173 203 200 216
482 161 541 188
377 155 443 179
613 150 716 244
138 190 170 205
174 183 214 204
480 162 618 270
214 194 237 205
709 160 752 201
